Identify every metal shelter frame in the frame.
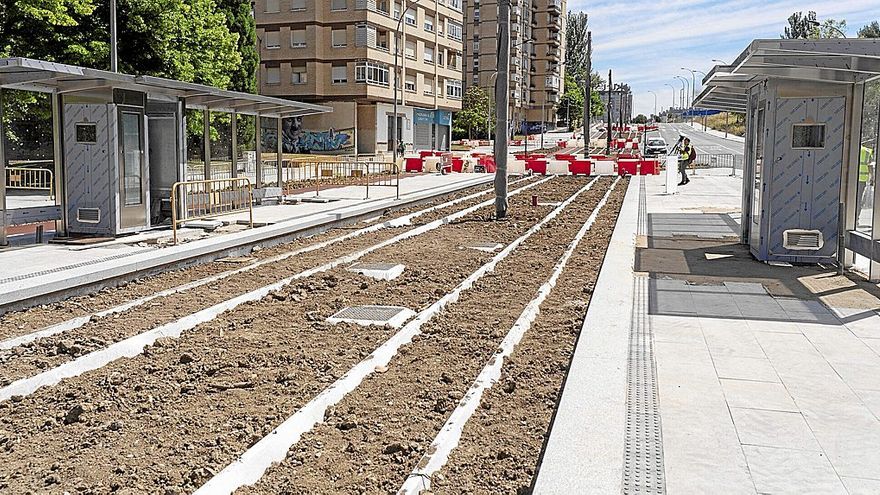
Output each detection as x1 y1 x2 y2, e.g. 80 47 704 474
694 39 880 281
0 57 332 245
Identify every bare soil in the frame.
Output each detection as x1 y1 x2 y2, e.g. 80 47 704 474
234 177 622 495
0 178 521 341
0 178 584 494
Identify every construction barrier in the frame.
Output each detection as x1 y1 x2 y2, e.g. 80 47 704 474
6 167 54 197
569 160 591 176
171 177 253 244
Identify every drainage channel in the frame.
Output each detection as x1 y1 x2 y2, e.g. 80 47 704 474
0 176 536 351
0 177 585 492
398 177 622 494
194 178 605 494
0 177 556 402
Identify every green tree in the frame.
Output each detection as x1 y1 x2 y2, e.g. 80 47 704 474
632 114 648 124
819 19 847 38
858 21 880 38
783 11 819 39
557 73 584 129
564 11 589 81
452 86 491 139
215 0 258 93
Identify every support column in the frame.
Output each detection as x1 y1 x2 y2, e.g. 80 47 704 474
494 0 511 218
255 114 263 189
203 108 211 180
276 116 283 187
0 89 6 246
231 111 238 179
52 92 67 236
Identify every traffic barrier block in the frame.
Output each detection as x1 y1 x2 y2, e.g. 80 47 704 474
618 158 639 176
569 159 591 176
593 160 615 175
525 159 548 175
639 159 660 175
547 160 569 175
405 157 424 173
451 157 464 173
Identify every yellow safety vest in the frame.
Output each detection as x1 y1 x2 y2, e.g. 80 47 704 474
859 146 872 183
680 144 692 161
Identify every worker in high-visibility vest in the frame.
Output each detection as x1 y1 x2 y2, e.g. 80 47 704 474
857 145 874 210
678 136 695 186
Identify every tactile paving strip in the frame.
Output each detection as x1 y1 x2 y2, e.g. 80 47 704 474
0 249 152 285
623 178 666 494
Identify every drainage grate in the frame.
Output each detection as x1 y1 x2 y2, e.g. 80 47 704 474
464 242 504 253
327 305 415 328
623 179 666 494
346 262 405 280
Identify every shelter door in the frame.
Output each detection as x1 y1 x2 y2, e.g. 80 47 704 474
118 108 147 229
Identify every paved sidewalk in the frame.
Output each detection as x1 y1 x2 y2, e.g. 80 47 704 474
537 172 880 494
0 173 491 312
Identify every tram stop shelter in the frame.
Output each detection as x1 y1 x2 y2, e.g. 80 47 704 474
0 57 331 246
695 39 880 281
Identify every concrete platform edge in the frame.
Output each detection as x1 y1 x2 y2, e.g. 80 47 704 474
532 176 640 493
0 175 493 313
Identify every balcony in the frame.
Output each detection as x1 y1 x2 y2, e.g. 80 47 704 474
548 0 562 12
545 75 560 89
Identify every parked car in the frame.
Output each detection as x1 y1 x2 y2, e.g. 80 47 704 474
645 137 668 156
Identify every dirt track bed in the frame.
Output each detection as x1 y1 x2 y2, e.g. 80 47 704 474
234 177 624 494
0 177 586 493
0 178 544 386
0 177 518 341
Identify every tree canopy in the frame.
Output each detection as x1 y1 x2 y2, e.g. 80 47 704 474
783 11 819 39
859 21 880 38
452 86 491 139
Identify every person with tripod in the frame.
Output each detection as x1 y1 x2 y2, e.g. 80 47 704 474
678 136 695 186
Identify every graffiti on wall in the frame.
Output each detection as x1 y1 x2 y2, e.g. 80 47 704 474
282 117 354 154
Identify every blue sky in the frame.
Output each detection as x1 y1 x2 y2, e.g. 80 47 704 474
568 0 880 116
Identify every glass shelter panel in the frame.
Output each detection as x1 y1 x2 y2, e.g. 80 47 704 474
236 114 256 182
260 116 279 187
856 80 878 236
185 109 205 181
209 113 233 180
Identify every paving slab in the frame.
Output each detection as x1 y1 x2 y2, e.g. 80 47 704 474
743 445 847 495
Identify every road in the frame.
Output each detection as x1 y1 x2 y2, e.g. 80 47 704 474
656 122 745 156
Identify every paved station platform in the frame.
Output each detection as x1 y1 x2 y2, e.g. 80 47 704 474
537 169 880 494
0 173 491 313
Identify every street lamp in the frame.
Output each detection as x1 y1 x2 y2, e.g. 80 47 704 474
711 59 729 65
110 0 118 72
664 83 676 111
674 75 688 110
808 19 847 38
391 1 407 169
647 90 657 120
681 68 699 123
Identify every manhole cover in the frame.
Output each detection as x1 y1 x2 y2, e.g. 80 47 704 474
464 242 504 253
346 262 405 280
327 305 415 328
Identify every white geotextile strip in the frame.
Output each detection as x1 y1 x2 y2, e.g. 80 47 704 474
398 176 621 495
193 176 601 495
0 176 552 403
0 176 534 352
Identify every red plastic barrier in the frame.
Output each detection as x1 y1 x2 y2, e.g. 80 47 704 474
618 158 639 176
478 155 496 173
451 157 464 173
557 140 568 147
526 159 547 175
405 157 423 173
639 159 660 175
590 154 607 160
555 153 575 161
419 150 433 159
569 159 591 176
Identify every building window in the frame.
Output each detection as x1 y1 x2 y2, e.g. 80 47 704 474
291 0 305 10
405 74 416 93
449 0 462 12
265 0 280 12
472 41 479 51
446 79 462 99
355 61 389 86
437 51 444 66
331 0 346 11
291 29 306 48
265 31 280 49
266 67 281 85
425 16 434 32
425 77 435 95
332 29 347 47
331 65 348 84
474 8 480 21
424 46 434 64
405 40 415 59
448 21 462 41
404 8 416 26
291 66 307 84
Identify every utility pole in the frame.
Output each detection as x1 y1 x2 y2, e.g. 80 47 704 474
540 101 545 149
606 70 612 155
584 31 591 152
391 2 406 168
494 0 511 219
110 0 118 72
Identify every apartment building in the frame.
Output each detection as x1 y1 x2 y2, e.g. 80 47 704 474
598 87 634 124
255 0 464 154
463 0 565 134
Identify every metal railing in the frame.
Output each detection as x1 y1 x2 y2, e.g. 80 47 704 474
692 153 743 176
171 177 253 244
6 167 54 197
283 160 399 199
